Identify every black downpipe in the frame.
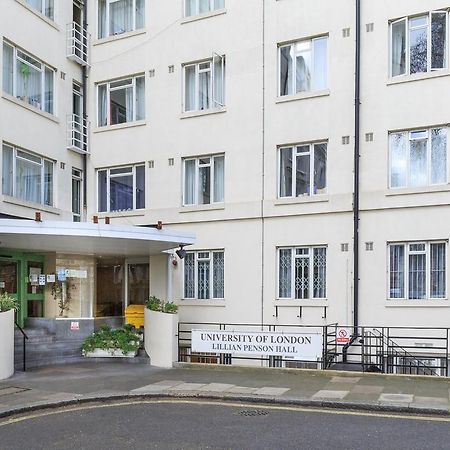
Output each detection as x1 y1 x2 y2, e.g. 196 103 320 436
353 0 361 333
82 0 88 215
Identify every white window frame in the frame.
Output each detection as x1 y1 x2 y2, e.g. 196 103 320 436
96 164 145 212
182 54 225 112
72 167 83 222
388 127 449 189
387 241 447 300
277 246 327 300
3 41 55 114
98 0 144 38
182 154 225 205
278 142 328 198
25 0 55 20
183 0 225 18
2 143 54 206
183 250 225 300
389 10 449 77
278 35 329 96
97 75 144 126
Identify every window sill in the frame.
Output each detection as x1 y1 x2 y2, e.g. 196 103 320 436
385 185 450 197
276 89 330 104
181 8 227 24
97 210 145 218
387 70 450 86
93 28 147 46
179 203 225 213
2 93 59 123
2 195 61 215
385 300 449 308
274 195 329 206
93 120 146 133
180 107 226 119
275 300 328 307
180 300 226 307
15 0 59 30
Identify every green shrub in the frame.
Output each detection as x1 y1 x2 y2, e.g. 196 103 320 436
145 295 178 314
81 325 141 356
0 293 19 313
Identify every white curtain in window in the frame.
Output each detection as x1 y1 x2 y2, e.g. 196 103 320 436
16 157 41 204
110 0 133 35
213 56 225 106
98 0 107 38
185 65 196 111
45 0 54 19
125 86 133 122
296 42 311 92
44 67 53 114
2 145 13 196
136 0 145 28
391 20 406 76
98 85 107 126
185 0 196 16
27 0 42 11
214 0 225 8
199 0 210 13
279 147 293 197
198 70 211 110
390 132 408 187
44 160 53 206
313 38 328 90
16 62 41 108
313 143 327 193
135 77 145 120
2 44 13 95
279 46 293 96
410 138 427 187
213 156 224 202
184 160 196 204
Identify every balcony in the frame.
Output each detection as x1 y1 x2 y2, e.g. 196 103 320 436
66 22 89 66
67 114 89 154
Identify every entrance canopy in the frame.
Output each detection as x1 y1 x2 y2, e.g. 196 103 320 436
0 219 195 256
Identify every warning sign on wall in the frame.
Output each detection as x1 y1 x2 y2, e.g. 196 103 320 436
336 328 352 344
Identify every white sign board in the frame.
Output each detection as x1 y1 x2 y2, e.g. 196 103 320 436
70 321 80 331
192 330 323 361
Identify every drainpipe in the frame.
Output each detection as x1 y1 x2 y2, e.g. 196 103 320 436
353 0 361 332
82 0 88 219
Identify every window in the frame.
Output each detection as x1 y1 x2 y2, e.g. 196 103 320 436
72 168 82 222
97 75 145 126
2 42 55 114
390 11 448 77
97 165 145 212
389 128 447 188
279 143 327 197
98 0 145 39
278 247 327 299
183 155 224 205
184 0 224 17
279 36 328 96
183 55 225 112
25 0 54 20
388 242 446 300
2 143 53 206
184 250 224 299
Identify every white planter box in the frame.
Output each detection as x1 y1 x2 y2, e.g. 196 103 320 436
0 309 14 380
84 348 137 358
144 308 178 368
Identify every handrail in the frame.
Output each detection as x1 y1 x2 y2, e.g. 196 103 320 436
14 321 28 372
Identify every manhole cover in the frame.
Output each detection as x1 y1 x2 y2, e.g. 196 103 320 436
237 410 270 417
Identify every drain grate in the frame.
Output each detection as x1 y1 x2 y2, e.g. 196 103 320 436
237 409 270 417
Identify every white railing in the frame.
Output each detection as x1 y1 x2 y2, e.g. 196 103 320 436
66 22 89 66
67 114 89 154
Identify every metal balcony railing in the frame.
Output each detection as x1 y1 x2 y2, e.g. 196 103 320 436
66 22 89 66
67 114 89 154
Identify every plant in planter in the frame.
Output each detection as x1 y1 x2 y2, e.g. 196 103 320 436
82 324 141 358
146 295 178 314
0 293 19 380
51 280 75 317
0 292 19 313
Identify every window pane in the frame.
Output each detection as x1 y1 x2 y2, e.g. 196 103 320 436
410 138 428 187
198 69 211 110
410 17 428 74
197 259 210 299
313 248 327 298
16 61 42 109
390 132 408 188
313 144 327 194
16 155 41 204
185 65 196 111
199 0 209 13
278 249 292 298
391 20 406 76
185 0 196 16
110 86 133 124
296 154 310 196
98 170 107 212
213 56 225 106
27 0 42 12
431 128 447 184
212 252 224 298
213 156 224 202
43 160 53 206
98 84 107 126
214 0 224 8
136 76 145 120
313 37 328 90
110 174 133 211
279 46 293 96
98 0 107 38
110 0 133 35
136 165 145 209
45 0 54 19
279 147 293 197
389 245 405 298
136 0 145 28
2 145 13 196
431 13 447 69
431 243 446 298
184 160 196 205
409 252 426 299
184 253 195 298
44 67 53 114
2 43 13 95
294 254 309 299
296 43 311 92
72 175 81 216
198 165 211 204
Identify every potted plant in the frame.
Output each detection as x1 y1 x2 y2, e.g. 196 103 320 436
81 324 141 358
144 296 179 368
0 293 19 380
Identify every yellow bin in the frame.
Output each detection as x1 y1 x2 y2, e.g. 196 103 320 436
125 304 145 329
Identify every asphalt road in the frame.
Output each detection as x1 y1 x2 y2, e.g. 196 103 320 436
0 400 449 450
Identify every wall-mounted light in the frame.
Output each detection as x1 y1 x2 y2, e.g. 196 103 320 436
176 246 186 259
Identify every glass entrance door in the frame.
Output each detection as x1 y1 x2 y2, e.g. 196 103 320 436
0 260 18 297
127 263 149 305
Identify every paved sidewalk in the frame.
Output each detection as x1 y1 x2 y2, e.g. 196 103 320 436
1 362 450 418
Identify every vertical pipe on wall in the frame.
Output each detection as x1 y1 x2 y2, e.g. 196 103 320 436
353 0 361 330
82 0 88 217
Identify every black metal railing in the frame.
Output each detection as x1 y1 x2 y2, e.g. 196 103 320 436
14 321 28 372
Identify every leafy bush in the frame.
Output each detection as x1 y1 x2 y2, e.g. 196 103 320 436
145 296 178 314
0 293 19 313
81 324 141 356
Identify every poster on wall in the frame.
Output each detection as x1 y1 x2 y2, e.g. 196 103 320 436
191 329 323 361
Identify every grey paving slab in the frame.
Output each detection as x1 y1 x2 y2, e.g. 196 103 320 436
378 393 414 403
201 383 236 392
412 396 449 407
168 383 207 391
254 387 290 396
351 385 384 395
330 376 361 384
225 386 258 395
130 385 166 394
312 390 349 400
153 380 185 387
0 387 29 397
